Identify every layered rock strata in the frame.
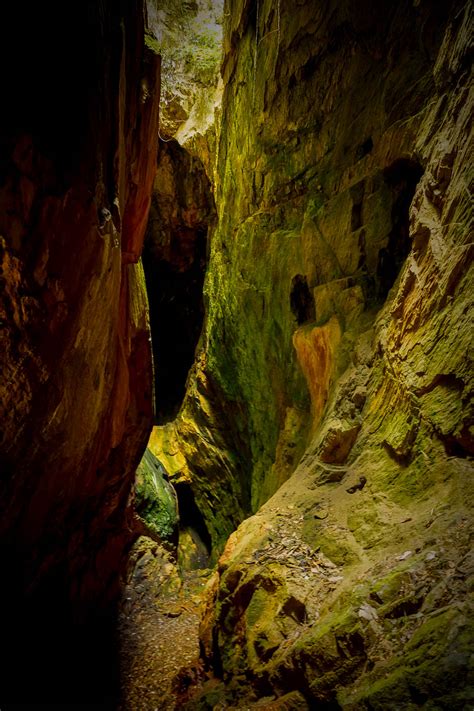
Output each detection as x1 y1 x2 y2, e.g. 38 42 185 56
153 0 473 706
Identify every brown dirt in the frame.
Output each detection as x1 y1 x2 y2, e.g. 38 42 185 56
118 537 211 710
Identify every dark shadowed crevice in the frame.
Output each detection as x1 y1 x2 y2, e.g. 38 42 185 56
350 179 365 231
142 138 215 423
290 274 316 325
175 481 212 550
175 481 212 568
356 136 373 161
377 158 424 298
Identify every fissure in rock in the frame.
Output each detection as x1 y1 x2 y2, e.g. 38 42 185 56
377 158 424 298
143 138 215 422
175 481 212 567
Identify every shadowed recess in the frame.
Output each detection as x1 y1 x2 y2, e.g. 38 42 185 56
143 139 215 423
377 158 424 297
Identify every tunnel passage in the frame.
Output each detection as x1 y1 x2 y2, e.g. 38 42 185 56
143 138 215 423
377 158 424 298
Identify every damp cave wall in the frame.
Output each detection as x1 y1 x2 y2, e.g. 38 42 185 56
152 0 473 547
207 0 472 501
0 1 159 702
188 0 473 704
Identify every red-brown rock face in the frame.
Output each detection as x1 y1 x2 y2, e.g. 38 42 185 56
0 1 159 703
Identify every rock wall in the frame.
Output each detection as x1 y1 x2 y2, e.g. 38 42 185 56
160 0 472 706
0 1 159 703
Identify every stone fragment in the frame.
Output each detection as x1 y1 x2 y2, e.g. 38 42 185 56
358 603 379 622
346 476 367 494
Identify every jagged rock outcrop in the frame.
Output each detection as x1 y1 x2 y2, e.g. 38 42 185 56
154 0 473 707
0 1 159 703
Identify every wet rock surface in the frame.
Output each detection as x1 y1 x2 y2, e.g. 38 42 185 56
135 448 179 544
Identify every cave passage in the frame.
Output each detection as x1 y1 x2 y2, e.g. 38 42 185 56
2 0 470 707
143 138 215 423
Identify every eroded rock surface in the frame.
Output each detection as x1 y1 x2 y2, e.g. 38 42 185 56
150 0 473 707
1 0 472 706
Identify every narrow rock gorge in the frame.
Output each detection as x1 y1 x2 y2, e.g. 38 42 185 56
0 0 472 709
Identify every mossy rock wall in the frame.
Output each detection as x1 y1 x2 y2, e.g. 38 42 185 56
153 0 473 706
135 448 179 543
152 0 472 551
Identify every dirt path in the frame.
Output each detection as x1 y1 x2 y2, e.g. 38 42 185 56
118 537 210 710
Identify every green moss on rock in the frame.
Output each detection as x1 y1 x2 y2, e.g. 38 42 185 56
343 604 474 709
135 448 178 542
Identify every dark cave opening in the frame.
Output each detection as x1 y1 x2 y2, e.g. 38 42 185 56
142 139 215 424
290 274 316 325
377 158 424 298
143 226 208 422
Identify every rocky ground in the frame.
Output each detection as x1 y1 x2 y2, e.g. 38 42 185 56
205 464 474 708
117 484 473 710
118 537 211 710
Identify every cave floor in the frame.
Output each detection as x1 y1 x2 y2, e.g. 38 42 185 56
118 537 211 710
